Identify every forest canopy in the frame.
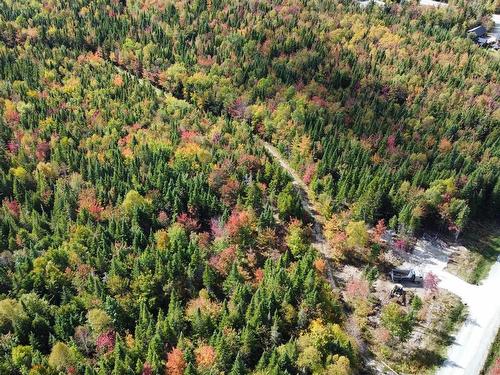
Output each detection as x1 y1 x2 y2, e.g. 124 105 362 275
0 0 498 374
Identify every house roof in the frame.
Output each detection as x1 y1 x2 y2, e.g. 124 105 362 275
468 26 487 37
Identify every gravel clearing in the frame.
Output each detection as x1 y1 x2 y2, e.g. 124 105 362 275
402 238 500 375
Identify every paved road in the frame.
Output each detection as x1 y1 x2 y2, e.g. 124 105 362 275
409 240 500 375
492 14 500 39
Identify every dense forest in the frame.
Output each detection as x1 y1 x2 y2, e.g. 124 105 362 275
0 0 498 374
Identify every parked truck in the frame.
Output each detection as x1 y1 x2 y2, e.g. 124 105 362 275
390 268 423 284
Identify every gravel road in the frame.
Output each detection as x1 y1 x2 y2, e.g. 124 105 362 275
408 240 500 375
434 260 500 375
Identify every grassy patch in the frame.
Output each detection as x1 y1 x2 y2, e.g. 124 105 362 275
374 292 466 374
447 249 483 284
448 221 500 284
441 301 467 343
423 294 467 373
482 328 500 374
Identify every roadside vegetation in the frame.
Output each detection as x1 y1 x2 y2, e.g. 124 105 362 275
325 221 467 374
447 222 500 284
372 289 465 374
482 328 500 375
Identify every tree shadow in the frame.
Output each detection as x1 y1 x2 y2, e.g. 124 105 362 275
410 348 446 368
429 328 457 347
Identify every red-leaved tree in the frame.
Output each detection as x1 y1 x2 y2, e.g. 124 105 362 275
373 219 387 243
489 358 500 375
424 272 440 295
225 209 256 246
345 277 370 304
96 330 115 353
177 213 199 232
220 179 240 207
394 239 409 252
209 245 237 276
142 363 152 375
36 141 50 161
195 345 216 369
3 198 20 218
303 163 316 185
165 347 186 375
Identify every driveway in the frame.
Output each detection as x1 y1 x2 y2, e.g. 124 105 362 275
404 239 500 375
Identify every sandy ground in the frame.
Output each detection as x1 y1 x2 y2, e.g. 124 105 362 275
419 0 448 7
401 238 500 375
493 14 500 39
357 0 386 8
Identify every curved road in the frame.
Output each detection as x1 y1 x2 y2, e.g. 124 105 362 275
408 240 500 375
433 261 500 375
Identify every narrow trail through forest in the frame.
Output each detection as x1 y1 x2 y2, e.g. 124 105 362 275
259 142 327 248
260 140 398 375
258 140 337 288
112 62 338 275
110 62 330 248
112 61 396 374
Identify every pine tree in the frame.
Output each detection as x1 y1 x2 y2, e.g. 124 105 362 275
202 263 217 296
270 311 280 347
223 263 243 295
146 333 163 374
229 353 246 375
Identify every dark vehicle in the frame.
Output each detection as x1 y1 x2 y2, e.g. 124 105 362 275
390 284 407 306
390 268 423 284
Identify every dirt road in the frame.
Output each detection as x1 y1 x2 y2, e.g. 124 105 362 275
259 141 327 250
259 140 341 288
116 63 500 375
112 65 333 261
261 141 413 375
